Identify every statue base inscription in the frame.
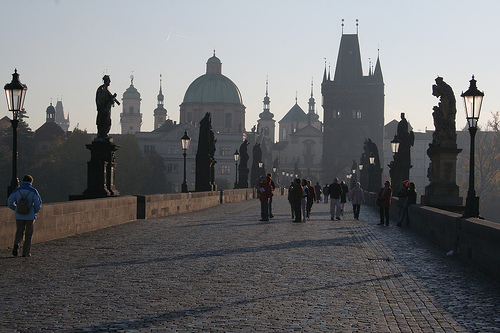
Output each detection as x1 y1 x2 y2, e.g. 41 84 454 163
70 138 120 200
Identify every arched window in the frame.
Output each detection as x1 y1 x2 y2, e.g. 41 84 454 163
225 113 232 128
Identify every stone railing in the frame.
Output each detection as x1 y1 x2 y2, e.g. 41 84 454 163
365 191 500 282
0 188 260 250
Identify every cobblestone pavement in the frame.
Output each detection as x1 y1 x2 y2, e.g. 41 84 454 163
1 197 499 332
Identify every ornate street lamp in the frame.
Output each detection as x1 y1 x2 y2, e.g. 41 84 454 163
358 164 363 171
391 134 401 154
4 69 28 196
369 153 375 165
461 75 484 218
233 149 239 189
181 130 191 193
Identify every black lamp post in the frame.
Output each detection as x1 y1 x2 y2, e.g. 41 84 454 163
181 130 191 193
234 149 239 189
390 134 401 192
368 153 376 192
4 69 28 197
461 75 484 218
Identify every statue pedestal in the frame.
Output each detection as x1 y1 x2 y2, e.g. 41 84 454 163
70 138 120 200
421 143 462 207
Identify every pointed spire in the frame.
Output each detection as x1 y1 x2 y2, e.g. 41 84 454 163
323 59 328 82
373 48 384 83
328 63 331 81
341 19 344 34
157 74 164 105
259 76 273 120
356 19 359 34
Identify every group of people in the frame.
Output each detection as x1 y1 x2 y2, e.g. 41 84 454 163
376 180 417 226
285 177 366 223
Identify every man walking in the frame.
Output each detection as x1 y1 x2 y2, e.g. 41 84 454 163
329 178 342 220
8 175 42 257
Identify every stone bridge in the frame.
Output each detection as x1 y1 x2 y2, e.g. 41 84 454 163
1 196 499 332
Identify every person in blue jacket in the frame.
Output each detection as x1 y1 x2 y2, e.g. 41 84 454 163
7 174 42 257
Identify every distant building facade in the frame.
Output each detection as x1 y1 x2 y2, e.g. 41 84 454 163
136 53 247 192
321 31 384 181
120 76 142 134
54 100 70 132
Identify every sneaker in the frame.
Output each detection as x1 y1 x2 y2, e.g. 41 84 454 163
12 244 18 257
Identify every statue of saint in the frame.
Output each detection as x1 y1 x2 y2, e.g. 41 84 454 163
95 75 119 139
431 76 457 146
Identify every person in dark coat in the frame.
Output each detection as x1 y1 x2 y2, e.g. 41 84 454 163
267 173 275 218
322 183 329 203
405 182 417 227
306 180 317 219
258 176 272 221
340 180 349 216
314 182 322 203
329 178 342 220
290 178 303 222
377 180 393 226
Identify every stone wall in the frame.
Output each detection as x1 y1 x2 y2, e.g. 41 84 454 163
1 189 261 250
366 191 500 281
0 196 137 250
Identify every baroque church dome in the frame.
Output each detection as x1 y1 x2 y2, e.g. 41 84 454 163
182 53 243 105
123 76 141 100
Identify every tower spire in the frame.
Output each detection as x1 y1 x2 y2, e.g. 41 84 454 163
341 19 344 34
356 19 359 34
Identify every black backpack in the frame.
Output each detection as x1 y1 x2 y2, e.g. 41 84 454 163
16 189 33 215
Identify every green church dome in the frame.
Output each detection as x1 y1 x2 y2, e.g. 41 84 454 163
182 53 243 105
183 74 243 105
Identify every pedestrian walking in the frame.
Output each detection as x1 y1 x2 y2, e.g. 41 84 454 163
267 173 275 218
329 178 342 220
314 182 322 203
287 182 295 220
348 182 365 219
396 180 409 226
340 180 349 216
377 180 392 226
405 182 417 226
291 178 303 222
8 175 42 257
301 179 308 222
323 183 329 203
306 180 317 218
258 176 273 221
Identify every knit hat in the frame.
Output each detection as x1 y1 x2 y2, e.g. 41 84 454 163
402 180 409 186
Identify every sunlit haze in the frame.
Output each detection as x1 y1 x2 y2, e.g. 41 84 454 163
2 0 499 135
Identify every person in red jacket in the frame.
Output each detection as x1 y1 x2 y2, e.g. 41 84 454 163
258 176 273 221
377 180 393 226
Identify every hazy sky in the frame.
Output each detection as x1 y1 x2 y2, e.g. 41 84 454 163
2 0 499 136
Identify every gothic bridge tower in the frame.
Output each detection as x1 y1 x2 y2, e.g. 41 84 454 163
321 22 384 180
